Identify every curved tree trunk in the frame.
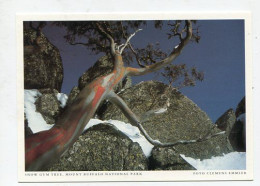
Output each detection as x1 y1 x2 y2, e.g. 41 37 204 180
25 53 127 171
25 21 224 171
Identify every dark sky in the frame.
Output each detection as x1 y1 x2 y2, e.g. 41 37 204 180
41 20 245 122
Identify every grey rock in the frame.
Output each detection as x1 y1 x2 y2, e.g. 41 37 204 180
150 147 196 170
49 124 148 171
229 97 246 151
229 120 246 152
101 81 233 166
215 97 246 152
78 56 112 90
119 76 132 93
24 113 33 137
235 97 245 117
216 108 236 136
24 29 63 91
38 88 59 95
35 90 62 124
66 86 80 106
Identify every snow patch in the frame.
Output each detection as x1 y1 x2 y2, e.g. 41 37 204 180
107 119 154 157
154 108 167 114
24 90 247 168
180 152 246 170
24 90 54 133
56 93 68 108
83 119 154 157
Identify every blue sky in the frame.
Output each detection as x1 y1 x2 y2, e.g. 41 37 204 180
41 20 245 122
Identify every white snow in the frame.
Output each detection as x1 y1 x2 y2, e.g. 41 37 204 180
180 152 246 170
154 107 167 114
83 119 154 157
24 90 54 133
24 90 154 157
24 90 247 169
56 93 68 108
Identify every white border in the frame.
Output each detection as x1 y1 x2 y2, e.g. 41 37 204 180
16 12 253 182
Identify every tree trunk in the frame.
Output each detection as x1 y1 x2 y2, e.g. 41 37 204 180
25 21 224 171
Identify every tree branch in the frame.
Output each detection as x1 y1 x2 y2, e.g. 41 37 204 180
128 42 145 67
126 20 193 76
119 23 145 67
107 91 225 148
119 29 142 54
95 22 116 55
69 42 88 46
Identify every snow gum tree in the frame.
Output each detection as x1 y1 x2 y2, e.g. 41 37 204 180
25 20 224 171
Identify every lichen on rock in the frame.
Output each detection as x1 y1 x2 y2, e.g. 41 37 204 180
101 81 233 167
49 124 148 171
24 28 63 91
34 90 62 124
149 147 196 170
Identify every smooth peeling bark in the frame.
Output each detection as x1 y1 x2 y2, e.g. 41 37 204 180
25 52 127 171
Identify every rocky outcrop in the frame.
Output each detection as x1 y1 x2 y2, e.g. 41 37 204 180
235 97 245 117
24 113 33 138
49 124 148 171
216 97 246 152
231 97 246 151
229 119 246 152
24 28 63 91
66 86 80 106
101 81 233 169
25 88 67 126
149 147 196 170
216 108 236 136
35 91 61 124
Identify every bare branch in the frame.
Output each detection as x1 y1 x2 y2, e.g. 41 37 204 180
128 42 145 67
119 22 145 67
126 20 193 76
69 42 88 46
119 29 142 54
107 91 225 148
117 43 124 49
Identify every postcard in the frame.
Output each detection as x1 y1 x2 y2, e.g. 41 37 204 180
17 12 253 182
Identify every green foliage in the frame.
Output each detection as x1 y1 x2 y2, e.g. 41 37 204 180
162 64 204 89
